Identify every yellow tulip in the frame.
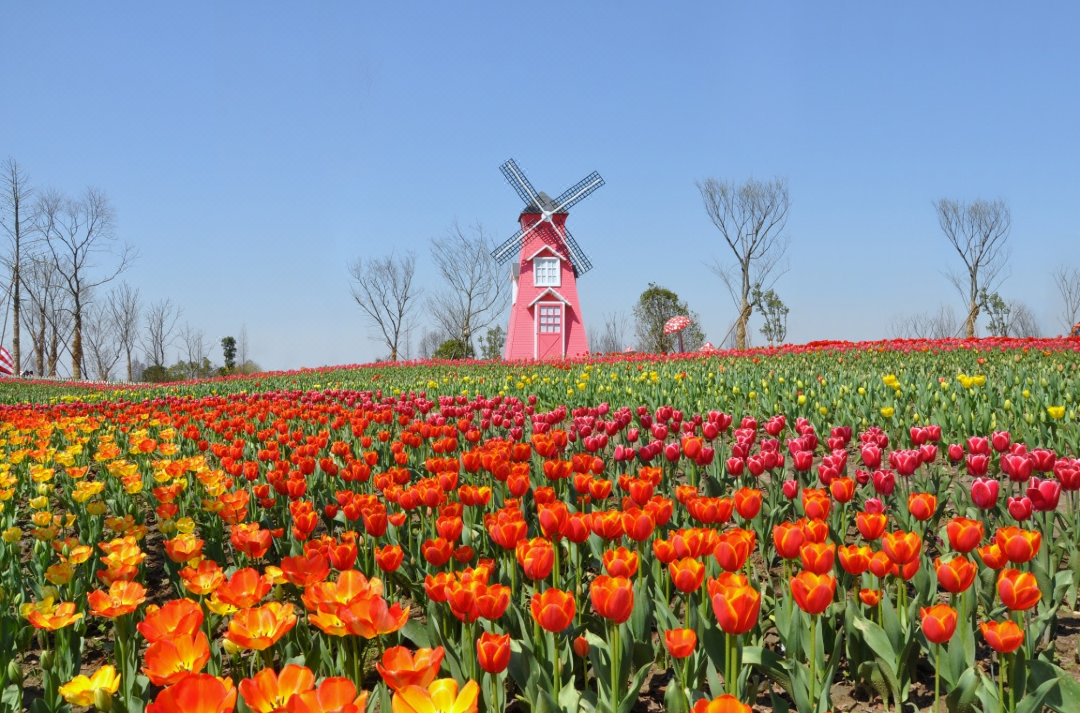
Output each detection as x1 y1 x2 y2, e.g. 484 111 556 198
880 407 895 418
59 665 121 708
1048 406 1066 420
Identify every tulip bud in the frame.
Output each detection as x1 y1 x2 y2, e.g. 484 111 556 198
40 649 55 670
6 659 21 685
573 635 590 657
782 480 799 499
94 688 114 712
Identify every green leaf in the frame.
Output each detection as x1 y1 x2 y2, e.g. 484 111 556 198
742 645 793 697
618 662 654 713
664 678 690 713
401 618 432 649
1015 677 1059 713
944 666 980 713
853 614 898 664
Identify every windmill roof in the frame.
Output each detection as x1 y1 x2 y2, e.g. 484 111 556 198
522 191 568 214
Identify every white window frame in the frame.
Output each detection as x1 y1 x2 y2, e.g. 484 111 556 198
533 257 561 288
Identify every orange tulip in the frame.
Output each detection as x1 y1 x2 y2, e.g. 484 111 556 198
980 620 1025 654
664 628 697 659
669 557 706 593
231 523 273 559
421 538 453 567
891 558 921 581
838 545 872 576
145 674 237 713
977 543 1009 570
138 599 205 643
530 588 575 632
225 602 297 651
164 534 205 563
590 575 635 624
799 542 835 575
602 547 639 578
26 601 83 630
907 493 937 521
997 569 1041 611
338 596 410 638
390 678 479 713
476 633 511 674
88 580 147 618
691 693 752 713
181 560 226 596
216 568 273 610
995 527 1041 564
733 487 762 519
946 517 984 553
802 489 831 520
287 677 368 713
376 545 405 573
517 538 555 581
239 664 316 713
856 512 887 541
882 531 921 565
280 553 331 588
790 572 835 615
829 477 856 504
710 581 761 635
867 550 893 579
921 604 957 644
859 588 882 606
772 522 805 560
800 517 830 544
934 556 977 594
713 529 755 572
377 647 446 691
143 632 212 686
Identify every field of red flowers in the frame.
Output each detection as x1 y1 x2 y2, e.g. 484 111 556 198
3 337 1080 713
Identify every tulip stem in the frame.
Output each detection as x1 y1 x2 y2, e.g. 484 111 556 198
550 630 561 703
808 613 817 709
934 643 941 713
610 622 621 713
998 653 1005 713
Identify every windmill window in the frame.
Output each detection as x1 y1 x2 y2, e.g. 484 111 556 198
533 257 561 287
539 305 561 333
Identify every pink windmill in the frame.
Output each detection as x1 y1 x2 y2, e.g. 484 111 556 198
492 159 604 360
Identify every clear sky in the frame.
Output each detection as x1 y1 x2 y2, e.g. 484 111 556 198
4 3 1079 371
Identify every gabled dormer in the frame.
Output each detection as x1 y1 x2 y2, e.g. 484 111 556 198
526 245 565 288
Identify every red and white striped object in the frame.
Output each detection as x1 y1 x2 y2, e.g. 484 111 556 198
0 347 13 375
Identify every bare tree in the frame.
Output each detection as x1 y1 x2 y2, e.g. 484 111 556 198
698 176 791 350
1 158 35 373
143 298 181 367
889 304 959 340
416 328 446 359
237 323 250 368
935 197 1011 338
428 221 510 355
588 311 629 354
1010 301 1041 338
36 187 136 378
1051 265 1080 332
348 250 421 361
107 282 141 381
179 322 209 377
20 252 71 376
82 301 121 380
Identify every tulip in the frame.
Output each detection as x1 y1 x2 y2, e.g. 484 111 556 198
145 674 238 713
516 538 555 581
602 547 639 578
882 531 921 565
945 517 984 553
922 603 958 713
669 557 706 593
376 647 446 691
390 678 479 713
26 601 83 630
710 581 761 635
907 493 936 521
279 553 331 588
476 633 511 674
977 543 1009 570
838 545 872 575
789 572 835 615
871 469 896 496
88 580 147 618
772 522 805 560
799 542 835 575
138 599 205 643
995 527 1041 564
591 575 634 624
225 603 297 651
664 628 697 659
859 589 882 607
376 545 405 573
288 677 368 713
215 569 272 610
691 694 752 713
829 477 855 504
530 588 575 632
1027 477 1061 511
713 529 755 572
59 665 121 708
782 480 799 499
1006 496 1033 522
733 487 762 519
997 569 1041 611
934 556 977 594
239 665 316 713
143 632 212 686
980 620 1024 654
856 511 887 541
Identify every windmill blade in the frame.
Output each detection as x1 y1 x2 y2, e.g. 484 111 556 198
490 216 548 264
500 159 543 208
562 228 594 277
552 171 604 213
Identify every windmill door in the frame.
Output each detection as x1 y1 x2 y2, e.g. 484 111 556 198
535 303 564 359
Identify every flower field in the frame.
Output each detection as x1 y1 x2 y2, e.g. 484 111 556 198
3 337 1080 713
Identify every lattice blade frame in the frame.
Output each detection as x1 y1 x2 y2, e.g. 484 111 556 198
562 228 594 277
500 159 542 207
553 171 605 213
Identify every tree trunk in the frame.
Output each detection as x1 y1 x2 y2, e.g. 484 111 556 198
967 298 978 338
71 306 83 379
126 349 133 382
47 326 58 377
12 261 19 373
36 311 45 375
736 300 752 350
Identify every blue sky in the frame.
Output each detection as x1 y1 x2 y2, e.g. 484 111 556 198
3 3 1079 370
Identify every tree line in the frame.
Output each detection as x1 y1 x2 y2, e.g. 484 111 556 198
354 173 1080 360
0 157 258 381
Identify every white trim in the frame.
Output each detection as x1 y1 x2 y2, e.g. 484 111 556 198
525 245 565 262
532 256 561 288
528 287 572 308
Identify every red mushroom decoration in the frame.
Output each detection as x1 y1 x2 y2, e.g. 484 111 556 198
699 341 716 353
663 315 693 353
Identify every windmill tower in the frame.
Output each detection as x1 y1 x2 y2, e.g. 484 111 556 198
492 159 604 360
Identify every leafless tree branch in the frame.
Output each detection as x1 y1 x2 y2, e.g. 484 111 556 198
349 250 421 361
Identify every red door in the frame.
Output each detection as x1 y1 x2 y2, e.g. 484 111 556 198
536 303 564 359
